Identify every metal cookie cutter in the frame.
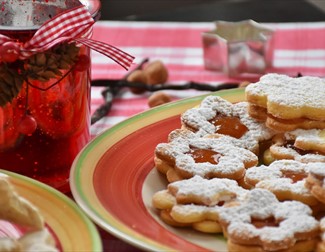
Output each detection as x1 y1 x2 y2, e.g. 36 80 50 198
202 20 274 77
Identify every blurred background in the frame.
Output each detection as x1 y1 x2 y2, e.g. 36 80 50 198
100 0 325 22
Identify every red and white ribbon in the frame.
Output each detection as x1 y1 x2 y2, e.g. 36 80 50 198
0 5 134 70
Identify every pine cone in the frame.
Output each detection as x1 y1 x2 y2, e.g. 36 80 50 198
0 42 81 107
55 43 80 69
0 65 24 107
26 43 80 81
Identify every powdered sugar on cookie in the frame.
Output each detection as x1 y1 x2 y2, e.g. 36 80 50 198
168 175 247 206
246 73 325 120
176 138 255 179
218 188 319 251
244 160 321 205
285 129 325 153
270 131 325 163
181 95 274 153
155 131 258 181
151 73 325 251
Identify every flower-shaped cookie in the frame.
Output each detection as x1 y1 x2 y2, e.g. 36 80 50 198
152 175 248 233
246 73 325 131
218 188 319 251
154 132 258 182
168 128 261 153
244 160 321 206
180 95 274 153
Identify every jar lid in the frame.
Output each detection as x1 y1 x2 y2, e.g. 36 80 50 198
0 0 101 31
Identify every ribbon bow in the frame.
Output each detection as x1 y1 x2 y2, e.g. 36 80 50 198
0 5 134 70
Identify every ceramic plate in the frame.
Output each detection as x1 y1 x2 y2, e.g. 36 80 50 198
0 170 102 252
70 88 245 251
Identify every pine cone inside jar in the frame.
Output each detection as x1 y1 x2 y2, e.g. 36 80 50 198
26 43 80 82
0 64 24 107
54 42 80 70
0 42 81 107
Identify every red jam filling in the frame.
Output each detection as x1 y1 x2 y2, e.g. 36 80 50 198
209 115 248 139
251 216 279 229
188 148 221 164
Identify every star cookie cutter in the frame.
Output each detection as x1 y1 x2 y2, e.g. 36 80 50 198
202 19 274 77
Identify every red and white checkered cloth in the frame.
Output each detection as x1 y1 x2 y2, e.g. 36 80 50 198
90 21 325 137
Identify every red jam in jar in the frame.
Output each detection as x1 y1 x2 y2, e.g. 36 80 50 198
0 0 101 193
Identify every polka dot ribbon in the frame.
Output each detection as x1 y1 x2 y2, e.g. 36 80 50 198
0 5 134 70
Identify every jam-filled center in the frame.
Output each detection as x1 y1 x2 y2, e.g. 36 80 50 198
282 170 307 183
209 115 248 139
251 216 280 229
188 147 221 164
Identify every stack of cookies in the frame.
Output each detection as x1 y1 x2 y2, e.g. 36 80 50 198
152 73 325 252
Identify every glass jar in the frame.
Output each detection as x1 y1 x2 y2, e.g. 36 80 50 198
0 0 101 193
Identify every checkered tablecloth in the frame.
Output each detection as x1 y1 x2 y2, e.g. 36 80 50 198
90 20 325 137
89 20 325 252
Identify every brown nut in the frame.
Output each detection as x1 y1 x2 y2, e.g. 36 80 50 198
143 60 168 85
126 69 148 94
148 92 172 108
